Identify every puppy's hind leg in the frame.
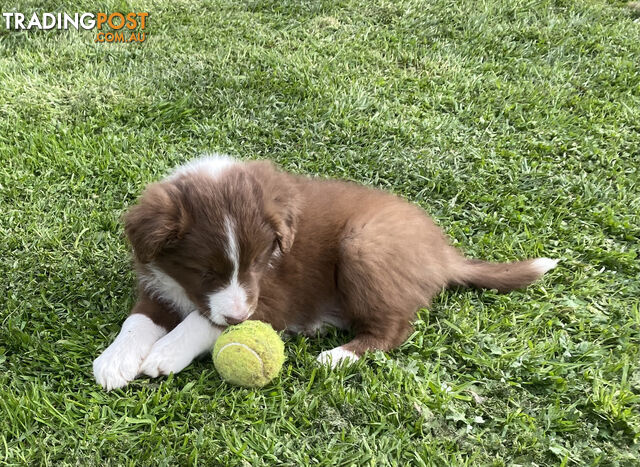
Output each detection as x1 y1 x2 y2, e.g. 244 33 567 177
317 331 410 368
317 225 427 368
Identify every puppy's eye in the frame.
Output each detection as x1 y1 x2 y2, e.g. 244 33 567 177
202 269 220 279
183 265 203 275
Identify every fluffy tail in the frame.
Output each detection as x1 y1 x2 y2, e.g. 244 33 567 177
452 258 558 293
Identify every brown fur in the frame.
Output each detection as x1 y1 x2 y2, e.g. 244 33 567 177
124 160 554 357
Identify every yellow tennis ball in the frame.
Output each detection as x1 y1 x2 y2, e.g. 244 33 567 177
212 320 285 387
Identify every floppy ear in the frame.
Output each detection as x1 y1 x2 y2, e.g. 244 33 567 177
124 182 188 263
248 161 300 254
266 200 298 253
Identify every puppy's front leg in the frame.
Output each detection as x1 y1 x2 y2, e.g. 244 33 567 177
140 311 223 378
94 295 177 391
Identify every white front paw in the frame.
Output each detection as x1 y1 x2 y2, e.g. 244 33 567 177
316 346 359 368
93 314 166 390
139 338 193 378
93 342 149 391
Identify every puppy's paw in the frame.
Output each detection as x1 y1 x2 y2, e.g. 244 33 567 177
316 346 359 368
93 314 167 391
139 337 194 378
93 340 149 391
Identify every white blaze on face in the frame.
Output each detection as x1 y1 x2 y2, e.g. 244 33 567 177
208 216 250 326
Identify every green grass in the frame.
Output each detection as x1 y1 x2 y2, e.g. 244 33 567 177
1 0 639 464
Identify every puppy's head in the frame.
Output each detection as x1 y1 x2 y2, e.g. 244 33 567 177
125 161 298 326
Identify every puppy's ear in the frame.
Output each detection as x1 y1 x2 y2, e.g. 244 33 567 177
267 201 298 253
248 161 300 254
124 182 187 263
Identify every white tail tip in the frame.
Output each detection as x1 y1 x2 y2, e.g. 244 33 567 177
531 258 558 275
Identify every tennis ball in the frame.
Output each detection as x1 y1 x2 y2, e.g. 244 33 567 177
212 320 285 387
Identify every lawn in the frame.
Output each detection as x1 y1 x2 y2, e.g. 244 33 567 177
1 0 639 464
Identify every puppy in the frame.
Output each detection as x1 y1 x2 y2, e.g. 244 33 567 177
93 155 557 390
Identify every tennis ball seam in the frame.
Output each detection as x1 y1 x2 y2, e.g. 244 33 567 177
215 342 267 378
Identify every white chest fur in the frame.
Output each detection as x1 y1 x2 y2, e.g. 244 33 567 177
138 262 196 317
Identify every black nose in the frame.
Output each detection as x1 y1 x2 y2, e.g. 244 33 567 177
225 316 245 325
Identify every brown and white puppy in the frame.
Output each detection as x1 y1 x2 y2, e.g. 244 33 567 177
93 155 557 390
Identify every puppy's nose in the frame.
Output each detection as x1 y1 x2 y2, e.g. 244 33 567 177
224 316 246 325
